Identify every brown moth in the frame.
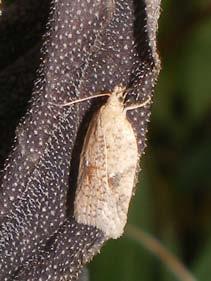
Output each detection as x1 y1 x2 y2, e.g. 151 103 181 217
73 86 151 239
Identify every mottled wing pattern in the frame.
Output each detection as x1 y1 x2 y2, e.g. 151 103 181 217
104 112 139 233
75 90 139 239
74 109 108 227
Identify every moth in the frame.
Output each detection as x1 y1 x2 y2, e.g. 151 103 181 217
68 86 151 239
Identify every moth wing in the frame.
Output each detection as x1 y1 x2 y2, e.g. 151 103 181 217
74 110 108 225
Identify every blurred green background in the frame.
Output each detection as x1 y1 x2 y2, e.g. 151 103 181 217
1 0 211 280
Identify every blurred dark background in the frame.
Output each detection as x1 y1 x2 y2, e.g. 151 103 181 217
0 0 211 280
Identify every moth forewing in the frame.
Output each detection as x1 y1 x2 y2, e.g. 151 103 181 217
74 87 142 239
74 110 108 225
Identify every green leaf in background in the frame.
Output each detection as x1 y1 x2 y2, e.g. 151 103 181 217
192 236 211 281
181 19 211 121
176 139 211 192
3 0 14 5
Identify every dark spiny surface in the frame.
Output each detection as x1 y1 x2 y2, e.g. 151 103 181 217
0 0 51 169
12 219 104 281
0 0 161 280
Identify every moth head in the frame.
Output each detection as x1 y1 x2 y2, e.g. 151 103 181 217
108 85 127 107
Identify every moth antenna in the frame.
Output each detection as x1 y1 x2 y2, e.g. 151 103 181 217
50 93 111 108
